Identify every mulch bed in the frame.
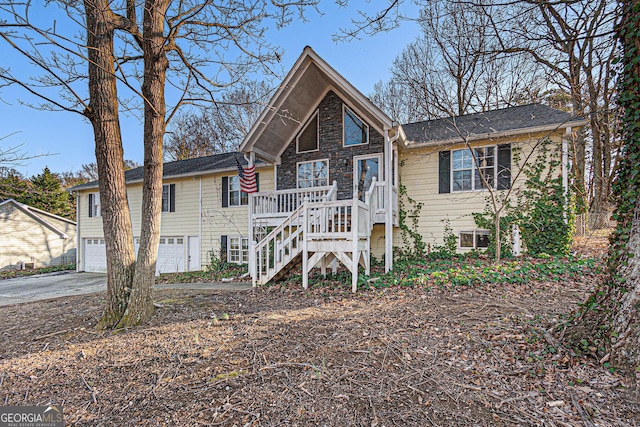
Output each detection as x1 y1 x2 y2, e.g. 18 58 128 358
1 255 638 426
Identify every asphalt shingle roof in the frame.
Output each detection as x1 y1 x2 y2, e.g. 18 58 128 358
71 151 257 191
71 104 585 191
402 103 584 145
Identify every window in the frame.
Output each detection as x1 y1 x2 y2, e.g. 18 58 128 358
88 192 101 217
229 176 249 206
297 160 328 188
297 111 319 153
222 174 259 208
452 146 495 192
162 184 176 212
343 106 369 146
460 230 490 249
228 236 249 264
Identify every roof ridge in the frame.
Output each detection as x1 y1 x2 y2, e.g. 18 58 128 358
403 103 553 127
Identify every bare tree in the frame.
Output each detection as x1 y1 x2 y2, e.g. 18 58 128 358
352 0 619 218
371 1 545 123
1 0 318 327
567 0 640 395
477 0 619 217
164 81 272 161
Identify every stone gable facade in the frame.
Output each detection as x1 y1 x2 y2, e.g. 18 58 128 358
277 90 385 200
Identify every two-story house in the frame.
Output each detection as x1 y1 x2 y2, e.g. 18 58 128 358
72 47 585 290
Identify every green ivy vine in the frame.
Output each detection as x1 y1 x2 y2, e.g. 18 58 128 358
396 176 427 260
473 138 573 257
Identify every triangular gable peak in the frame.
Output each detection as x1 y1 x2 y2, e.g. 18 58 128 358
240 46 395 162
0 198 74 238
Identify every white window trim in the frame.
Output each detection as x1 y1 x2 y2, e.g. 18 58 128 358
228 175 249 207
161 184 173 213
352 153 383 197
89 192 101 218
342 105 369 147
296 110 320 154
459 230 490 249
228 236 249 264
451 145 497 193
296 159 329 189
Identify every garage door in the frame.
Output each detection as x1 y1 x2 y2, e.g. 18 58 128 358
157 237 185 274
83 238 106 273
135 237 185 274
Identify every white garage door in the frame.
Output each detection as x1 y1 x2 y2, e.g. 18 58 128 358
135 237 185 275
83 238 107 273
157 237 185 274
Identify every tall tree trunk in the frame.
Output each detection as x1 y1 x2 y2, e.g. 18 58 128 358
116 0 169 327
84 0 136 329
567 0 640 397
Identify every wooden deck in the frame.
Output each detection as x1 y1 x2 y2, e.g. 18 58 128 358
249 179 397 291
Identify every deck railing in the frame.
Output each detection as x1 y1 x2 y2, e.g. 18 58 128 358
250 184 335 218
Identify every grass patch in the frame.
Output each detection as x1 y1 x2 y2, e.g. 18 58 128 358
276 255 601 291
155 263 248 284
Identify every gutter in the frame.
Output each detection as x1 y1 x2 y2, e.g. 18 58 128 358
402 120 588 149
72 163 273 191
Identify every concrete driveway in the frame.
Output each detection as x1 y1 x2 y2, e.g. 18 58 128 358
0 272 252 307
0 272 107 307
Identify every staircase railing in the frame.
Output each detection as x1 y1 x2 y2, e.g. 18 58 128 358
251 179 382 286
251 181 337 285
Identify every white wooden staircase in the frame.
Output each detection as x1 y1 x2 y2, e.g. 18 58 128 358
250 178 395 291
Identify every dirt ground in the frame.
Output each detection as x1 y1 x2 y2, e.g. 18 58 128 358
1 241 638 426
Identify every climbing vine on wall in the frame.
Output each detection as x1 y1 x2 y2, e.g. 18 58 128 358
396 175 427 260
473 139 573 257
517 139 574 257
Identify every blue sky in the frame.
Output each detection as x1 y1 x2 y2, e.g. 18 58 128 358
1 2 421 177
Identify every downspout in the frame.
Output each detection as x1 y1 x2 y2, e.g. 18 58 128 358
562 127 571 222
245 152 256 286
385 126 400 273
75 191 80 272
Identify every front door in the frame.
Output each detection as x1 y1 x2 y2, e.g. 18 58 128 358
188 236 201 271
353 154 382 201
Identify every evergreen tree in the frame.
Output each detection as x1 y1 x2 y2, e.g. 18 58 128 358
27 167 74 219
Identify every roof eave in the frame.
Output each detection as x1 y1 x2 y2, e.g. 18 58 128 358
240 46 394 158
402 120 587 149
71 163 274 191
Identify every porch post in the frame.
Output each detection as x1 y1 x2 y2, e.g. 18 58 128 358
384 129 393 273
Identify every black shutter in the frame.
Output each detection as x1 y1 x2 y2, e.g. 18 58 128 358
497 144 511 190
438 151 451 194
88 193 93 217
220 235 228 262
169 183 176 212
222 176 229 208
255 173 260 192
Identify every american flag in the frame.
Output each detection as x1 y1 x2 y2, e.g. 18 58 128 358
236 157 257 193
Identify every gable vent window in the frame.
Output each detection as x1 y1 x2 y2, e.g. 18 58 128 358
297 111 319 153
343 106 369 146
